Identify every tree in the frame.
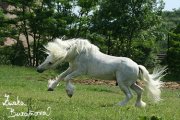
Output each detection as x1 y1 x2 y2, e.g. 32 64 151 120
1 0 40 66
92 0 164 57
167 24 180 79
66 0 98 38
0 0 166 68
162 8 180 31
0 6 17 44
0 8 6 43
1 0 76 66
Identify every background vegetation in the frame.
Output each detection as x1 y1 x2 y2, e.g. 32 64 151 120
0 0 180 79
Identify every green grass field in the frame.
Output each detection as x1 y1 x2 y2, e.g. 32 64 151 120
0 65 179 120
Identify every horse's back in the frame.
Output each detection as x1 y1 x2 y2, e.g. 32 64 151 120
81 52 139 80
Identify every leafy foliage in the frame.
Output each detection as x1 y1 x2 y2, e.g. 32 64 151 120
1 0 76 66
162 9 180 31
91 0 164 57
0 42 26 65
167 25 180 79
132 40 157 67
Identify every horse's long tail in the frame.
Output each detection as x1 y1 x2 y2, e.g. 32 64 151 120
138 65 167 102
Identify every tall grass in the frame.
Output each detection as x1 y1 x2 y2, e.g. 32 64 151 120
0 65 179 120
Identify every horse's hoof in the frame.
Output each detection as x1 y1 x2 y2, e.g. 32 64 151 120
47 88 54 91
135 101 146 107
68 94 73 98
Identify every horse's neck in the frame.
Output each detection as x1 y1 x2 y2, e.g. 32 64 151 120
65 52 77 62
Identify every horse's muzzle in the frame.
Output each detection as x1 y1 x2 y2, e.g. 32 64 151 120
36 67 44 73
47 88 54 91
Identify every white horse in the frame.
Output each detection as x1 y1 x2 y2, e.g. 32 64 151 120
37 38 166 107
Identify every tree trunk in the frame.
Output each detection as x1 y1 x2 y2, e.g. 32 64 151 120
107 34 111 55
119 35 124 56
35 35 41 66
32 33 36 66
22 6 32 66
126 29 134 57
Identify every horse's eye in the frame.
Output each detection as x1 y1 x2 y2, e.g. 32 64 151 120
49 62 53 65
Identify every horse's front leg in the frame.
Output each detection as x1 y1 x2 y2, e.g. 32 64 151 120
48 68 72 91
64 71 82 97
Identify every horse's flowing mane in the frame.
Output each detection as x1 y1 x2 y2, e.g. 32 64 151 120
45 38 99 59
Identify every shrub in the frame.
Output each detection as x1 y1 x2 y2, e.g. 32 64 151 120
166 24 180 80
0 46 13 65
131 40 157 68
167 39 180 79
0 42 27 66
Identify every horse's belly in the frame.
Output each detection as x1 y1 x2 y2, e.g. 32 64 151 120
88 71 116 80
87 62 117 80
95 75 115 80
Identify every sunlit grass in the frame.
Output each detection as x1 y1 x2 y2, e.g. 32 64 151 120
0 65 179 120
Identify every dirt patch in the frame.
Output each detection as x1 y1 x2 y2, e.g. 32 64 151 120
163 81 180 90
74 79 180 89
74 79 116 86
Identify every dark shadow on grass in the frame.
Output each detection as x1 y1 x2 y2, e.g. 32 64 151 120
88 87 117 93
100 103 115 107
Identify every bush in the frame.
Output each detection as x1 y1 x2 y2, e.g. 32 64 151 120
0 42 27 66
131 40 157 68
167 39 180 79
166 24 180 80
0 46 12 64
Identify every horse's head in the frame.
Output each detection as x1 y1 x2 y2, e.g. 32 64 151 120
37 41 67 73
37 54 59 73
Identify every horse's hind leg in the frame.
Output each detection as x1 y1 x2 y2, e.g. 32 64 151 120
117 79 133 106
130 83 146 107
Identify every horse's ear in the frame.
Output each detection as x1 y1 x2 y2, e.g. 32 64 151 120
66 47 70 51
43 45 50 55
45 51 50 55
61 35 66 40
54 38 62 43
